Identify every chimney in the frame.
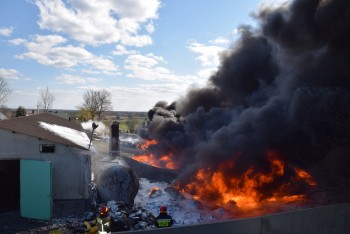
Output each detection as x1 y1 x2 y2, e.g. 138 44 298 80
110 121 120 159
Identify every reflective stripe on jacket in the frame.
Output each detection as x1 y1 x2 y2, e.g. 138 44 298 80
155 213 174 228
157 218 173 227
97 216 111 234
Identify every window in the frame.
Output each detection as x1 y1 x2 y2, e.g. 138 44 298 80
39 144 55 153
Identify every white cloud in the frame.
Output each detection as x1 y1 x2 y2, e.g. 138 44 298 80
6 90 37 110
8 38 27 45
112 45 137 56
145 22 155 34
0 68 21 79
86 77 100 83
108 83 188 111
139 83 189 96
259 0 291 8
209 37 229 45
90 56 120 75
11 34 119 75
6 82 193 112
125 53 163 70
0 27 13 37
55 74 100 85
76 83 185 105
120 34 153 47
7 88 82 110
108 0 160 21
51 89 83 109
35 0 160 46
187 39 227 67
197 68 217 79
124 53 198 83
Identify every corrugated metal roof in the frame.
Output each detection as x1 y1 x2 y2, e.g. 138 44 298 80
0 113 89 150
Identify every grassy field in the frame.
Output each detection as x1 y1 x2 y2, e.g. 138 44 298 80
101 115 148 133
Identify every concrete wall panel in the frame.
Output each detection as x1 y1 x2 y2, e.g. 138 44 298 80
261 204 350 234
117 203 350 234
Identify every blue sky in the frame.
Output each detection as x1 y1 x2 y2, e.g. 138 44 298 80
0 0 283 112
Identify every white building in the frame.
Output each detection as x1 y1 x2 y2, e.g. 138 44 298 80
0 113 93 219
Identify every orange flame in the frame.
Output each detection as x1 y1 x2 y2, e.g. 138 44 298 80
176 149 316 216
133 140 316 217
295 168 316 186
132 140 180 170
148 187 160 196
140 139 157 150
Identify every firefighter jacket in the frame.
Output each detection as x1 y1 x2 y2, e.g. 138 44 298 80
155 213 174 228
96 215 111 234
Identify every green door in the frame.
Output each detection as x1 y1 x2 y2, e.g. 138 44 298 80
20 160 52 220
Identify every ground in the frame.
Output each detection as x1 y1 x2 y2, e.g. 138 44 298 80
0 210 54 233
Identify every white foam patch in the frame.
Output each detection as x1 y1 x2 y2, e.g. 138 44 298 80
39 121 91 149
134 178 230 226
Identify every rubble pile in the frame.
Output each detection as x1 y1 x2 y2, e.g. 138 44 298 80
107 200 157 231
29 201 157 233
28 212 95 233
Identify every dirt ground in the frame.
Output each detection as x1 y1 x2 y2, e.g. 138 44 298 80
0 210 55 233
0 210 93 234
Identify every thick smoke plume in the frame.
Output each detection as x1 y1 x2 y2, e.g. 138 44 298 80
140 0 350 203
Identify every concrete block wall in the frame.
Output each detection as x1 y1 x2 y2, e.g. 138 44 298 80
116 203 350 234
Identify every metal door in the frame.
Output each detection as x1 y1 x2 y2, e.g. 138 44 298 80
20 160 52 220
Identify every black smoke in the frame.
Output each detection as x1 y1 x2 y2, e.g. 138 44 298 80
141 0 350 203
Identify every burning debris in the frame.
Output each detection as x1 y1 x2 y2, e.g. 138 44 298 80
133 139 180 169
134 0 350 217
174 149 316 216
148 187 162 198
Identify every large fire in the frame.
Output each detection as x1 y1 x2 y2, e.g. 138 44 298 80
132 140 180 170
176 150 316 216
133 141 316 217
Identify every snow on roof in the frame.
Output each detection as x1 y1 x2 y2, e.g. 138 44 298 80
39 121 91 150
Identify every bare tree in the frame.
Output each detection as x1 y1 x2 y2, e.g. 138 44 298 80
79 89 112 120
0 76 12 107
80 90 99 120
37 86 55 112
96 89 112 120
125 118 139 133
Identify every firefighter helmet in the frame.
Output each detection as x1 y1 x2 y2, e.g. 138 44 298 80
100 206 109 216
160 205 167 213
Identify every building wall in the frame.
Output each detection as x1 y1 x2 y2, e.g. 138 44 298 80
0 129 91 200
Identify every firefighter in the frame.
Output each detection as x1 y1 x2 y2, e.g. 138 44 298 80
96 206 111 234
155 205 173 228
